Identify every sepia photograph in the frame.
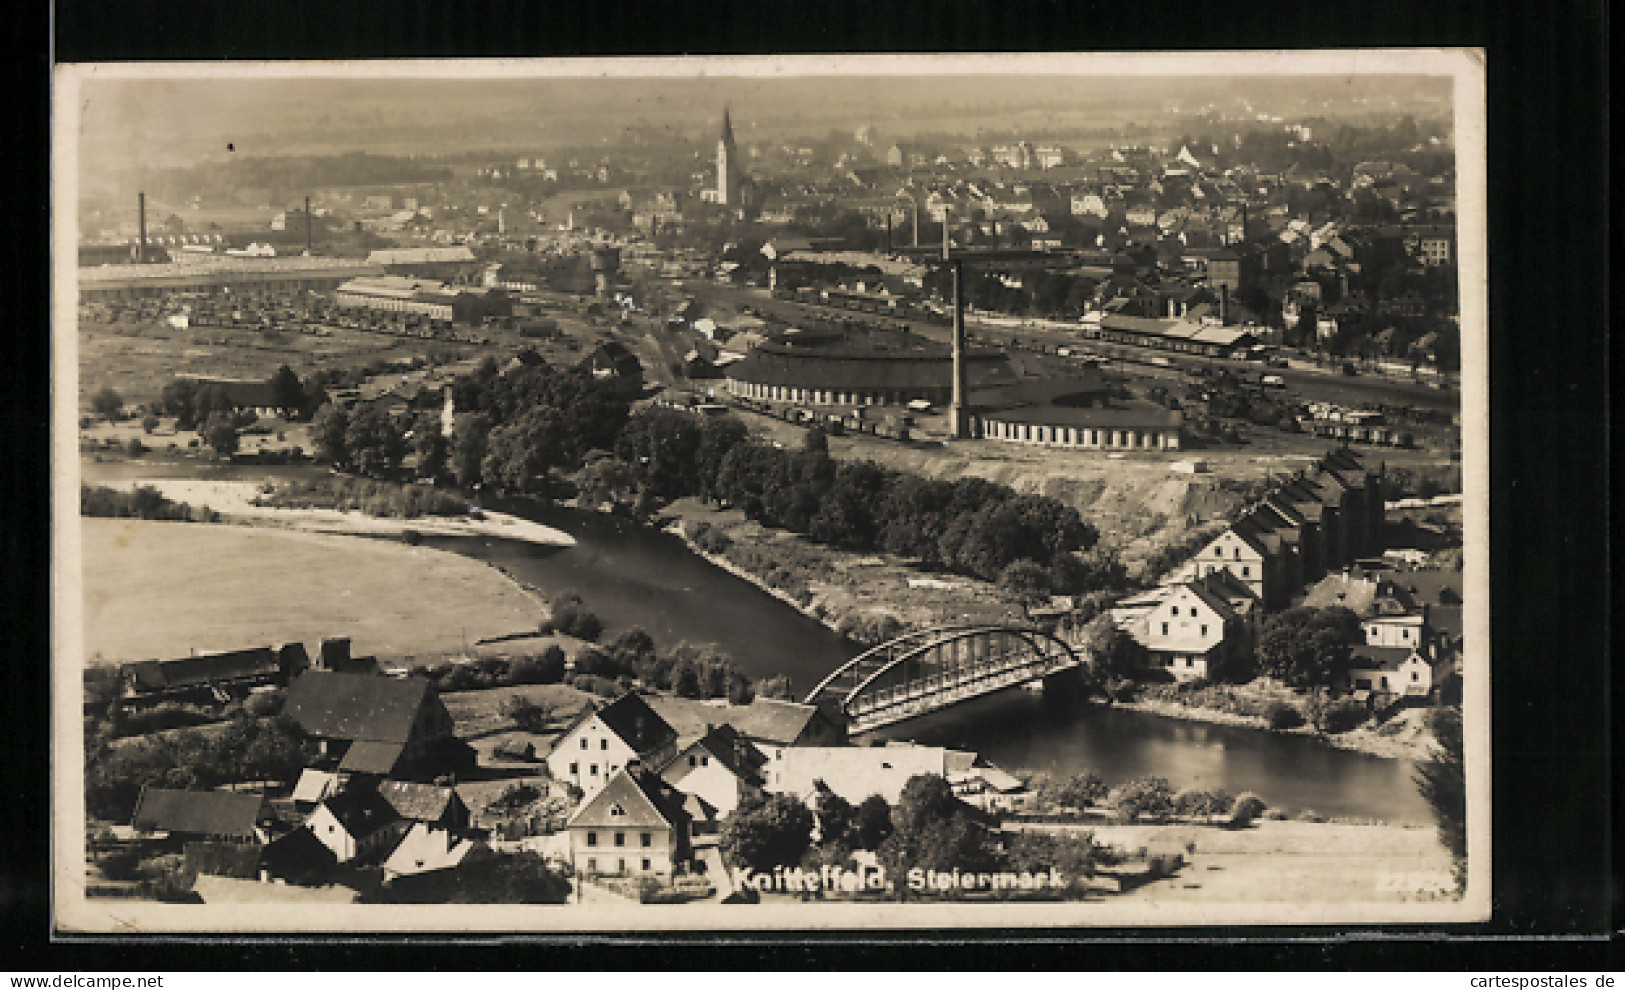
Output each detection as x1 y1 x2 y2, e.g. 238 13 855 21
52 50 1489 933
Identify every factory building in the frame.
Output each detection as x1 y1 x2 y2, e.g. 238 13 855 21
973 377 1183 451
78 256 382 301
723 327 1016 407
334 276 459 321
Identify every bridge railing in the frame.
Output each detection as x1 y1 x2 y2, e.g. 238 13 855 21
847 645 1078 719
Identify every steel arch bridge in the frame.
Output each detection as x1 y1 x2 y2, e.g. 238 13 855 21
803 624 1083 734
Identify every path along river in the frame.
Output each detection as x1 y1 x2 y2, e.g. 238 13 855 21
81 458 1432 823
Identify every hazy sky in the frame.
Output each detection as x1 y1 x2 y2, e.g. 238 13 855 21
68 61 1455 179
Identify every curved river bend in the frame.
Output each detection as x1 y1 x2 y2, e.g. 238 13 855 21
81 459 1432 823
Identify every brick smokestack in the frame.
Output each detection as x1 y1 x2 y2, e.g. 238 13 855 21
305 196 312 255
138 191 147 263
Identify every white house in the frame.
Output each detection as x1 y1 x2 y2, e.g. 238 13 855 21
381 822 488 884
659 723 766 818
1362 612 1427 649
1189 527 1271 603
566 765 694 878
307 787 404 864
546 692 679 799
1342 645 1448 699
768 745 951 805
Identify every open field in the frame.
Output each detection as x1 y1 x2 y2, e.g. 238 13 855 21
76 321 485 409
1079 820 1457 903
79 518 545 663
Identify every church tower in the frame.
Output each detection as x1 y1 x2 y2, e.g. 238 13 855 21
716 106 742 207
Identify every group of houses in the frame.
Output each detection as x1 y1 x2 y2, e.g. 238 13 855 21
545 691 1026 880
121 665 482 899
114 640 1027 893
1109 448 1456 704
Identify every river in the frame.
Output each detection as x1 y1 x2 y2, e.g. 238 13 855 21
80 456 1432 823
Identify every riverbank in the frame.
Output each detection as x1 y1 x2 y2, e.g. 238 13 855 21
79 518 547 663
98 478 576 547
1115 696 1438 762
662 496 1024 638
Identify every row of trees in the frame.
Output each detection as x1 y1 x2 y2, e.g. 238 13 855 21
719 774 1106 899
596 406 1119 597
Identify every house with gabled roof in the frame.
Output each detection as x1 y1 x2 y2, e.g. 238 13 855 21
1130 574 1258 682
306 786 404 864
130 787 272 845
375 780 470 834
1342 644 1449 701
647 695 847 767
282 670 466 780
659 723 767 817
566 764 696 877
381 822 490 885
546 692 679 799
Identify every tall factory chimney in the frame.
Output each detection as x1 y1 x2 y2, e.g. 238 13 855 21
912 198 920 248
304 196 313 255
948 257 971 440
885 213 893 254
941 212 950 260
137 192 147 263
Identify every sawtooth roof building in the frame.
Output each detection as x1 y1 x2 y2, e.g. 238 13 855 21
78 256 383 300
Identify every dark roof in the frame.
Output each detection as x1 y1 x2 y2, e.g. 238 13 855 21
131 787 266 839
592 692 679 758
684 724 768 782
320 786 400 839
567 766 692 831
1349 645 1422 670
726 332 1016 392
260 826 339 880
968 372 1113 412
186 378 290 410
283 670 434 743
126 649 279 693
376 780 464 822
647 697 828 747
979 400 1181 431
1429 604 1464 641
338 739 408 775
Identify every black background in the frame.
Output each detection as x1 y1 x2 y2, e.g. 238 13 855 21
13 0 1614 970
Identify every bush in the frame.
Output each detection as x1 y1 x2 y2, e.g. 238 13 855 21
1309 697 1370 734
1105 776 1175 824
1229 792 1268 825
244 689 285 718
1265 701 1305 730
1172 787 1233 818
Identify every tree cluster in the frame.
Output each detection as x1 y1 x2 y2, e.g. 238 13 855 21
445 357 632 496
1255 606 1362 688
80 484 220 523
85 715 315 822
712 441 1101 595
